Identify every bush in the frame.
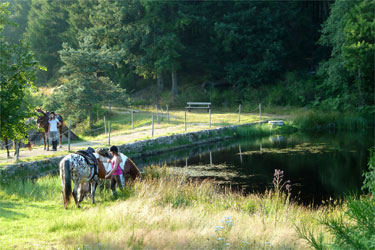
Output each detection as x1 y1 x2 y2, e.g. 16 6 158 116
298 148 375 249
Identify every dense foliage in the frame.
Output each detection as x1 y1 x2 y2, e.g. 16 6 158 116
1 0 373 118
0 3 41 145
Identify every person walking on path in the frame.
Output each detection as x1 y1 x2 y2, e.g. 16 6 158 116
48 112 61 151
105 145 123 198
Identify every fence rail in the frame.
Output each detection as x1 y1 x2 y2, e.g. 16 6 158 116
1 104 265 157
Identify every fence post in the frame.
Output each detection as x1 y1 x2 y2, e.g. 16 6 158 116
155 105 159 123
184 110 187 131
15 141 19 162
68 120 71 152
131 110 134 129
209 151 212 165
239 104 241 123
239 145 242 164
108 120 111 146
209 108 211 128
166 104 170 122
259 103 262 122
104 116 107 134
152 114 154 137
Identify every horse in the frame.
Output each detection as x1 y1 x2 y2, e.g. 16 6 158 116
71 149 141 203
35 108 64 151
95 148 141 183
59 152 106 209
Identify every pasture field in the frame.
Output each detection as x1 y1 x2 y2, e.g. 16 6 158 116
0 166 336 250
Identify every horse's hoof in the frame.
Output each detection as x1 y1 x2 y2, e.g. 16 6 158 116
47 148 49 151
59 146 62 148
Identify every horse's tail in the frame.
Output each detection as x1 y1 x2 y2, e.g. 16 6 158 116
61 158 72 206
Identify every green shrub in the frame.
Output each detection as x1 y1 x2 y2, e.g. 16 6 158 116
298 148 375 249
362 148 375 195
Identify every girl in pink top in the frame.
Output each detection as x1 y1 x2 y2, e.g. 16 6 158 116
105 145 123 198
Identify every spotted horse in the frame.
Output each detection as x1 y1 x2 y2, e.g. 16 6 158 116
59 150 102 209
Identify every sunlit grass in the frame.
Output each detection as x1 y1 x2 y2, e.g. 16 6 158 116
0 166 337 249
1 107 269 166
77 106 267 141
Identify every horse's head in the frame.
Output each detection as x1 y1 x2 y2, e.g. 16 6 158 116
35 109 49 129
95 147 112 159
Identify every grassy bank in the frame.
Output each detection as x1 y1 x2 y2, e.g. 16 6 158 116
287 110 373 132
0 166 338 250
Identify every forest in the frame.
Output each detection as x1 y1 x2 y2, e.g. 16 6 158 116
1 0 374 135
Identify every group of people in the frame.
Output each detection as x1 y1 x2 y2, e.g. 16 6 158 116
48 110 134 198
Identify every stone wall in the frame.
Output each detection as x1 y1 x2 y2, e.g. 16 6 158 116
0 122 265 179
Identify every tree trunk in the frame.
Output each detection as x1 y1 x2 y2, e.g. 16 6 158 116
89 108 93 130
157 74 164 91
171 70 178 96
4 137 10 158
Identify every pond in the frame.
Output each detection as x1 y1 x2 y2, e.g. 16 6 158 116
134 130 374 205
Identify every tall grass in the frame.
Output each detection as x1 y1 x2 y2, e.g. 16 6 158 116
0 166 337 249
292 110 371 132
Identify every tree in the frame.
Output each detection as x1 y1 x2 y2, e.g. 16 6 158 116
342 0 374 106
25 0 71 83
1 0 31 44
0 3 41 157
213 1 293 89
58 35 127 128
318 0 374 109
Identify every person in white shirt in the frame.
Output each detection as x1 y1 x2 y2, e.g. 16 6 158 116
48 112 61 151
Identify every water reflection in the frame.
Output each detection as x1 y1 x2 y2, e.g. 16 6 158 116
135 131 374 205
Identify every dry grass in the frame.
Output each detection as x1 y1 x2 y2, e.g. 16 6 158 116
49 167 331 249
0 167 336 249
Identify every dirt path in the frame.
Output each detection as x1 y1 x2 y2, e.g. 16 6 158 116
0 123 215 165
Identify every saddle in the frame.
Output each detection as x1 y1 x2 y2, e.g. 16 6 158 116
76 147 98 180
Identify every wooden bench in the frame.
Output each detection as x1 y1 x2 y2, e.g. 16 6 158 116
186 102 211 112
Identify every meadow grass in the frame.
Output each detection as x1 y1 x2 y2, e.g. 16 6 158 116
76 106 266 141
0 166 337 250
290 110 372 132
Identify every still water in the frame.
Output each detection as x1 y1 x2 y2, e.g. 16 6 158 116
134 131 374 205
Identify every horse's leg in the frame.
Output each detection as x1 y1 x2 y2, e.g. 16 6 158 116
41 132 46 150
78 183 84 203
72 179 80 208
91 178 98 204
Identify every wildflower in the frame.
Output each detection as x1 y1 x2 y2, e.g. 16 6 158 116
217 237 224 241
242 241 249 245
215 226 224 231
